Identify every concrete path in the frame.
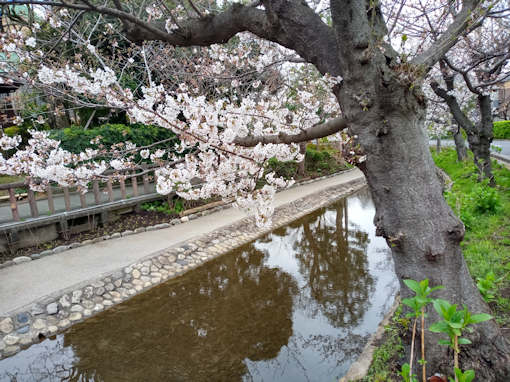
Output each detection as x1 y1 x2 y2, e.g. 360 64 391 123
0 169 364 316
429 139 510 156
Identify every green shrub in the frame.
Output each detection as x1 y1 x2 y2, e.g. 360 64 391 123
265 157 298 180
50 123 178 160
305 146 335 172
469 182 501 214
141 198 184 215
493 121 510 139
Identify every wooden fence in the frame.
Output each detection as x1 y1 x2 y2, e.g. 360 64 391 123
0 165 158 223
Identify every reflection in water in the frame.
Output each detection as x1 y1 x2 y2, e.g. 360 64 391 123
293 198 374 327
0 190 398 382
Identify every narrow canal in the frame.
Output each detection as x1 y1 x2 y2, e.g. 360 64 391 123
0 189 398 381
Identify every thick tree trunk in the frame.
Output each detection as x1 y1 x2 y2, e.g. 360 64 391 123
467 95 495 185
336 72 510 380
452 125 468 161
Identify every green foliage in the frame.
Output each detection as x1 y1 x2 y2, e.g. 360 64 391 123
263 145 347 182
449 368 475 382
399 364 418 382
469 182 501 214
305 146 338 173
432 147 510 327
493 120 510 139
402 279 443 318
141 198 184 215
50 123 177 159
476 271 501 303
265 157 298 180
429 299 492 349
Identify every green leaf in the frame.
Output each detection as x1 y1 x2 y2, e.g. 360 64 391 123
438 339 452 346
419 279 429 290
429 321 449 333
454 368 475 382
433 299 452 318
463 369 475 382
458 337 472 345
429 285 444 293
469 313 492 324
404 279 421 294
449 322 464 329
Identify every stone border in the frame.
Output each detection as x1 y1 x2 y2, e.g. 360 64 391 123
339 295 400 382
0 168 357 270
0 174 366 360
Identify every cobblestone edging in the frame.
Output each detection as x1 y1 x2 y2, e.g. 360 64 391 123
0 169 357 270
0 175 366 360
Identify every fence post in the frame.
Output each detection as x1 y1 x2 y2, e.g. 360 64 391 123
93 180 101 204
120 177 127 200
107 177 114 202
132 172 139 197
79 192 87 208
8 188 20 221
143 164 150 194
27 189 39 218
63 187 71 211
47 186 55 214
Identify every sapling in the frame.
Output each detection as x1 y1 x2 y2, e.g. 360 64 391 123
429 299 492 382
402 279 443 382
400 363 418 382
451 368 475 382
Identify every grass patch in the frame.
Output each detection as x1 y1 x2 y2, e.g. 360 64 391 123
433 148 510 328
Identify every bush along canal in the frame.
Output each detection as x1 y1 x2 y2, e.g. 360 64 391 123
0 189 398 381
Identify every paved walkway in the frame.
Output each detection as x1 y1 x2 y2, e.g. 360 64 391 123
0 169 364 316
429 139 510 156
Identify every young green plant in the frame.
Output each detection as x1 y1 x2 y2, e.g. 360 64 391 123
429 299 492 382
399 363 418 382
450 368 475 382
402 279 443 382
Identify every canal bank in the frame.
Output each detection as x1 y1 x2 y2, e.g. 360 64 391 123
0 169 370 360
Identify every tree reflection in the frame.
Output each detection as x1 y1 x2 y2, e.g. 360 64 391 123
0 195 383 382
61 245 297 382
293 199 374 327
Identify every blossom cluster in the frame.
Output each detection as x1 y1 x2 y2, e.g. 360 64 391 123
0 9 346 227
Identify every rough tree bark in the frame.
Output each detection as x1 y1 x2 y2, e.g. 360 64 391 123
5 0 509 379
452 124 468 162
327 3 507 378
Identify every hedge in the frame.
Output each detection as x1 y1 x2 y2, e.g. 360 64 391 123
49 124 177 159
493 120 510 139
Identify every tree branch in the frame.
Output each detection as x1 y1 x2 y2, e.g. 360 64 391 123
0 0 339 75
412 0 485 70
430 80 475 132
234 117 348 147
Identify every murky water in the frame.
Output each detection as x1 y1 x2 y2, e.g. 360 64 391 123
0 189 398 382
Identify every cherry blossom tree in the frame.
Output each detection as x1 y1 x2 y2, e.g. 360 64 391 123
429 12 510 184
0 1 509 378
397 0 510 182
